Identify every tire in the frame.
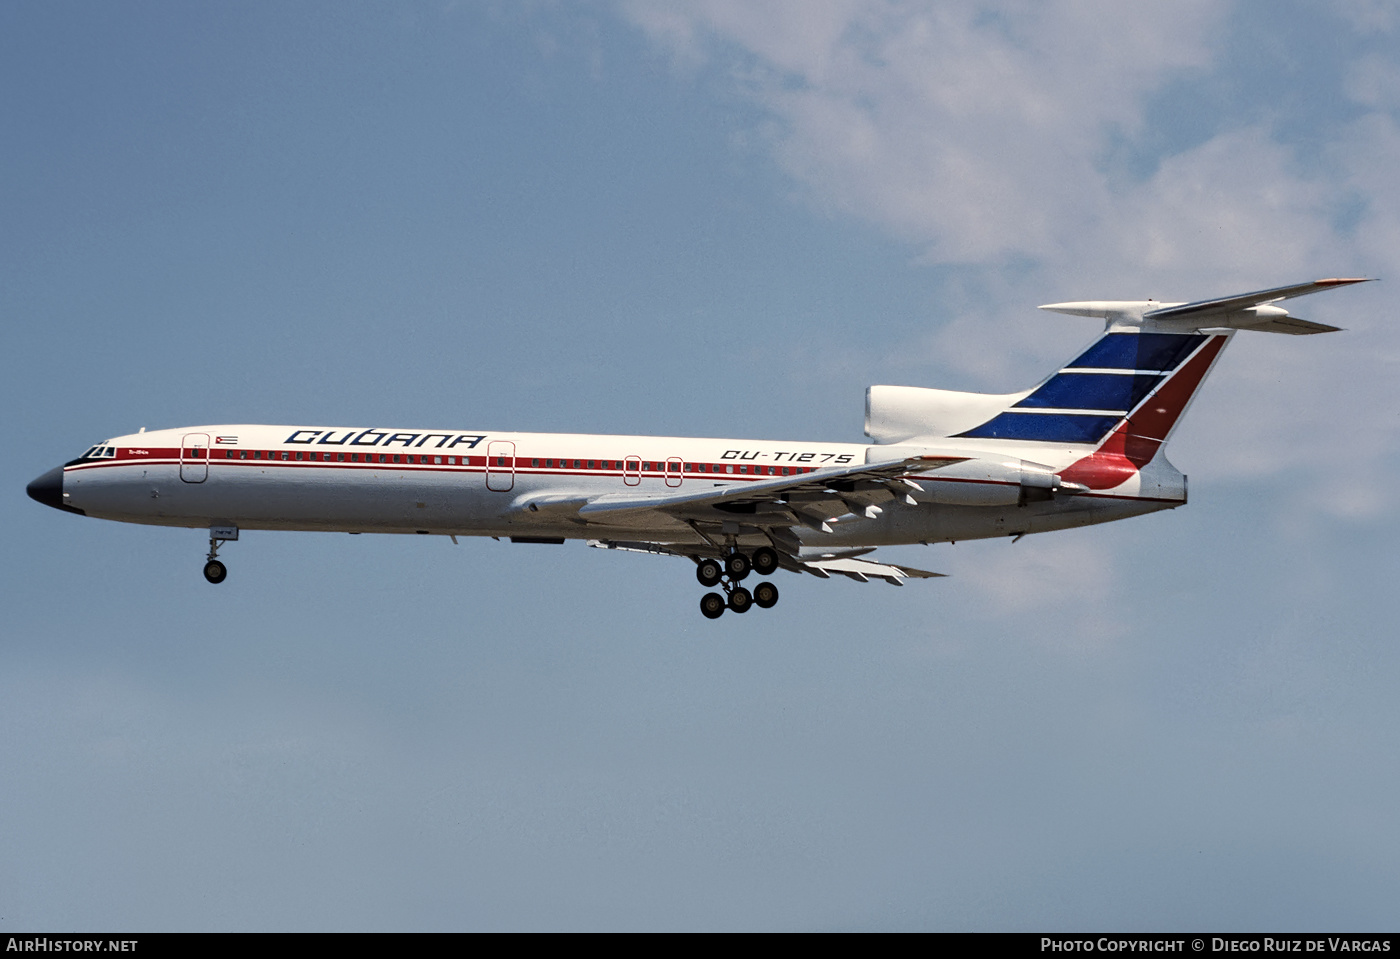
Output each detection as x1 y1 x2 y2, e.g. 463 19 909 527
753 581 779 608
696 558 723 588
700 592 726 619
203 560 227 584
728 587 752 613
751 546 779 576
724 552 751 580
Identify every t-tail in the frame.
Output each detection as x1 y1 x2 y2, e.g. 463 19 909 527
865 278 1373 490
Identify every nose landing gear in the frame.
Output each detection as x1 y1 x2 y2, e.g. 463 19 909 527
203 525 238 584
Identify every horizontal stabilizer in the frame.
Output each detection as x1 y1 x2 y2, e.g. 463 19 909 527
1143 278 1373 321
1039 278 1372 331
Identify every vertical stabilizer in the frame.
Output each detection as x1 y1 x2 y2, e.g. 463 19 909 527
951 329 1229 447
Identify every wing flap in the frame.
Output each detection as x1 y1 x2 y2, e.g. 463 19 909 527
587 539 946 585
803 555 946 585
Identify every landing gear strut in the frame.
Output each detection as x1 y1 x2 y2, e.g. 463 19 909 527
203 525 238 584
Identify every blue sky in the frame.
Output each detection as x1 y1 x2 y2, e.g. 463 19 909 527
4 1 1398 931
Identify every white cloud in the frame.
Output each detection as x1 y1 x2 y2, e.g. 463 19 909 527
623 0 1222 262
953 535 1128 649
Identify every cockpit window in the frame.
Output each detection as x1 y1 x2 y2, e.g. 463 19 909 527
80 445 117 459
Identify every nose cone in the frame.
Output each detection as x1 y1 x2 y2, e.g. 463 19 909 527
27 466 83 514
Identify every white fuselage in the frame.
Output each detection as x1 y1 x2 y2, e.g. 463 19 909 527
58 423 1183 550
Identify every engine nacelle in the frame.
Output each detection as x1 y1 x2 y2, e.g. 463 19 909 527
866 446 1084 506
865 384 1025 444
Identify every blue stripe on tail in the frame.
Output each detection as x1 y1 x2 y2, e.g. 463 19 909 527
956 413 1122 443
955 332 1210 444
1067 332 1207 371
1013 372 1162 411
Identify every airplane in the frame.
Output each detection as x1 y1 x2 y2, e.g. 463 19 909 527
28 278 1369 618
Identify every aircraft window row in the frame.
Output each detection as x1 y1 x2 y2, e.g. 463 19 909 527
520 459 808 475
212 449 815 475
221 450 466 465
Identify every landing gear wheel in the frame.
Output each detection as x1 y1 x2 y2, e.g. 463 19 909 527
728 587 753 613
696 558 723 588
700 592 726 619
724 552 751 581
203 560 227 584
753 581 779 608
751 546 779 576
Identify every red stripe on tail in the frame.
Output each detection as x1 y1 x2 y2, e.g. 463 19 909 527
1059 335 1227 490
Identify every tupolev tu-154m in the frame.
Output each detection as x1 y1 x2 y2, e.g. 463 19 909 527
28 278 1369 618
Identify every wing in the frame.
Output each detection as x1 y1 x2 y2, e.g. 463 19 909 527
520 454 967 535
519 454 967 582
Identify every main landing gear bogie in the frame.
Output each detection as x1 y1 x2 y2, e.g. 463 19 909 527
695 548 781 619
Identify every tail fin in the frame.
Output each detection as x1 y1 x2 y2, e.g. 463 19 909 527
1056 333 1228 489
951 330 1227 445
864 278 1371 451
